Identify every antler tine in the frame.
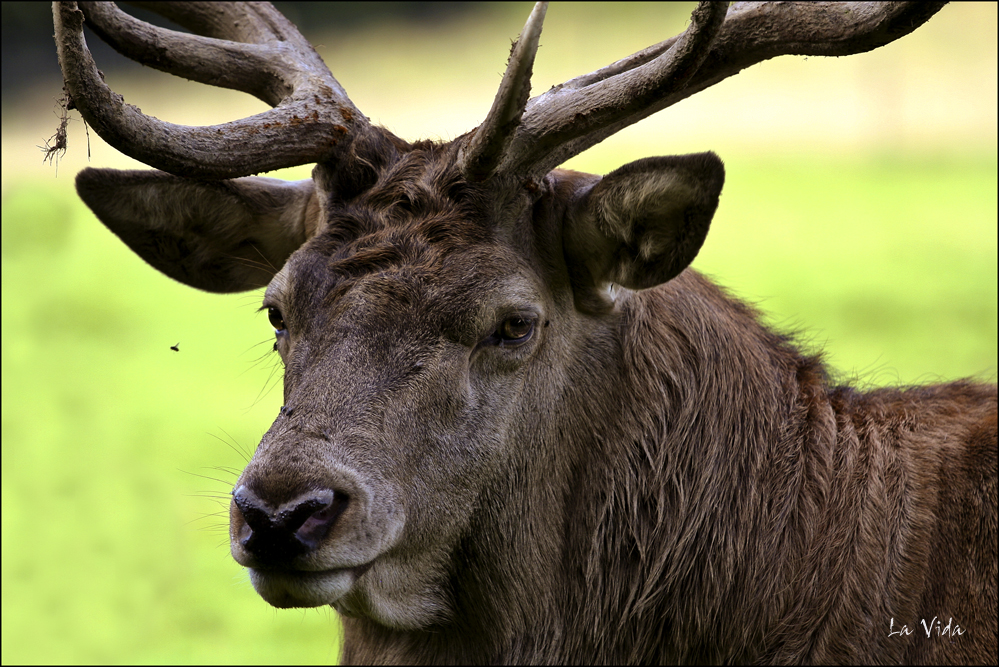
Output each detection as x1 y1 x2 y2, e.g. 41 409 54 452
77 2 334 107
485 0 726 181
459 1 548 183
494 1 947 180
54 1 371 179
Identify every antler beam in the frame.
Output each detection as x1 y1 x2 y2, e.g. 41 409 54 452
53 1 372 179
477 1 947 180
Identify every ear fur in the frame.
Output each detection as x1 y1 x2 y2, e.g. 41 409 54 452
564 152 724 306
75 168 318 293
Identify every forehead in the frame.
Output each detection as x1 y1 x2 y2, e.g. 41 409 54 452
315 147 493 261
267 152 543 322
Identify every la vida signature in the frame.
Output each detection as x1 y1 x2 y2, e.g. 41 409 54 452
889 617 965 638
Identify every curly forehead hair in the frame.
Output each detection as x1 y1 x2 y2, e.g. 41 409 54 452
312 142 496 281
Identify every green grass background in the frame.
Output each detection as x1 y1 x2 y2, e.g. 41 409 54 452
2 2 996 664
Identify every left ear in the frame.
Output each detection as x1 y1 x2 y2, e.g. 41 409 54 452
76 168 319 293
563 152 724 298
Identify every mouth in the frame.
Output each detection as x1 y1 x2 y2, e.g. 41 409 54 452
248 563 372 608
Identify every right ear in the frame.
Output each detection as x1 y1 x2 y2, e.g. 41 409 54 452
75 168 319 293
563 153 724 310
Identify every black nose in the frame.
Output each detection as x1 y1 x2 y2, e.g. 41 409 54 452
232 485 348 566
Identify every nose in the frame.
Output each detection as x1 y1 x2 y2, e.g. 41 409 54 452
231 485 348 566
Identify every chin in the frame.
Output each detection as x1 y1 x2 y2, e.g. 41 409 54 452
249 567 360 608
253 560 451 630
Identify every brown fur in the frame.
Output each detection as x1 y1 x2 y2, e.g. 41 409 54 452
333 253 996 664
74 83 995 667
75 138 996 663
232 150 994 664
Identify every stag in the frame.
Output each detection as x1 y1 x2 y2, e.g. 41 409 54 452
54 1 995 664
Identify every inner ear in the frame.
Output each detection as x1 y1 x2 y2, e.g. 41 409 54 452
76 168 318 293
564 153 724 299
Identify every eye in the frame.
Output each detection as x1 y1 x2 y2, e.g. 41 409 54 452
496 315 535 346
267 307 286 332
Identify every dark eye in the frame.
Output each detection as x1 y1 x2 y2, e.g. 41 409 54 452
267 307 286 332
497 316 535 345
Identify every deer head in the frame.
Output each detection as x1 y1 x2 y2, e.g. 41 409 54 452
54 0 945 638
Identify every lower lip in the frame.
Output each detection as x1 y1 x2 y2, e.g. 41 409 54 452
249 565 369 608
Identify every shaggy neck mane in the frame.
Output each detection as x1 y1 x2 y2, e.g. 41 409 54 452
564 270 829 663
561 270 991 664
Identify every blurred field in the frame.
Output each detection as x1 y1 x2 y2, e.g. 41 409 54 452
2 2 996 664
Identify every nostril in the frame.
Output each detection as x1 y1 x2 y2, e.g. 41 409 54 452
282 491 334 532
231 485 348 564
291 492 349 550
237 520 253 544
233 487 273 533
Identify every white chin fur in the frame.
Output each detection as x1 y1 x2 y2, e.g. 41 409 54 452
249 568 356 608
250 556 451 629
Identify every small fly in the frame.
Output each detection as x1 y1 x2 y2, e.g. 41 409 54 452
170 342 180 352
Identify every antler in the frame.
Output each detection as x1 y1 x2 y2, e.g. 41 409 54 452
53 1 375 179
459 2 549 183
461 1 948 182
